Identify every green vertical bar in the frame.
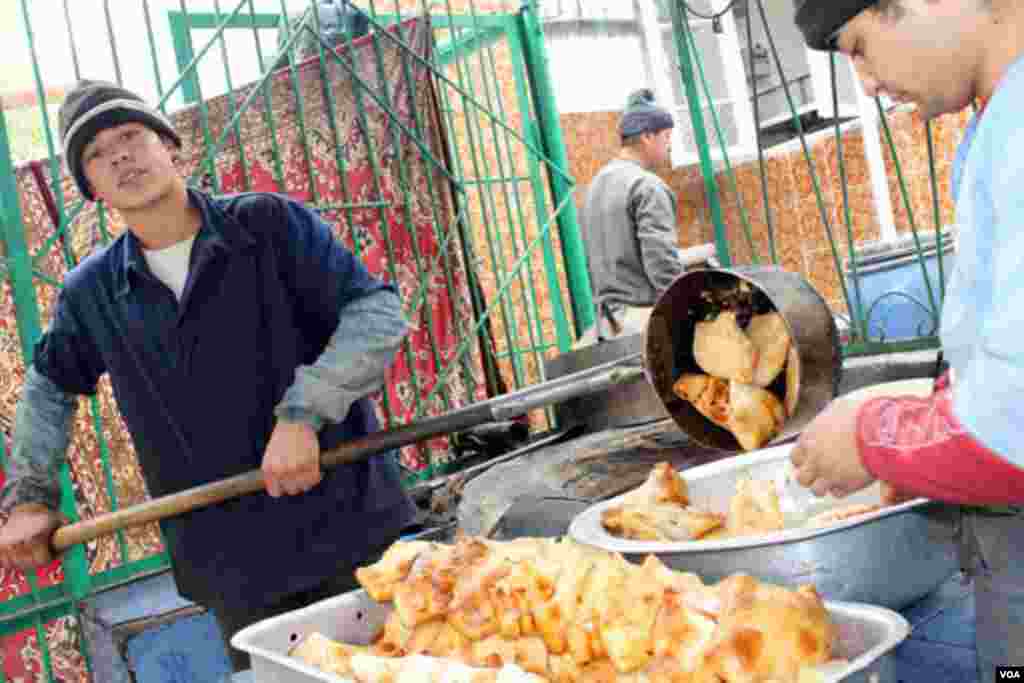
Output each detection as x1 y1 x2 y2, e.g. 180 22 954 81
417 0 498 400
441 0 525 391
361 0 454 411
26 583 56 683
506 19 571 354
830 53 868 342
925 121 946 301
875 99 939 320
668 1 731 267
276 0 320 203
19 0 92 597
318 2 424 422
468 8 549 386
0 106 42 353
680 18 758 263
444 1 525 390
168 11 201 104
176 0 223 193
515 2 594 337
385 0 482 399
246 0 288 188
18 0 104 598
212 0 253 191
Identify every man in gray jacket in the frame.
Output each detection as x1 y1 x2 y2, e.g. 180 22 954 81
577 89 686 346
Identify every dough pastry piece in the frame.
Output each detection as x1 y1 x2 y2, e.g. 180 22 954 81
785 345 801 418
693 312 757 383
308 537 840 683
727 477 786 536
673 375 785 451
747 313 791 388
601 503 725 542
804 504 886 529
619 462 690 507
673 374 731 429
727 381 786 452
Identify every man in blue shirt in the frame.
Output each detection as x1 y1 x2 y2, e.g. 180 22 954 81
791 0 1024 676
0 80 416 671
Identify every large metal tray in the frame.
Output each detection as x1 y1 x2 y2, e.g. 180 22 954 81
232 587 911 683
568 443 959 610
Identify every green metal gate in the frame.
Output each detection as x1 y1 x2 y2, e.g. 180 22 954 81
0 1 592 678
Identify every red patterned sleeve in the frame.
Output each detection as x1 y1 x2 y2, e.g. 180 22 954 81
856 386 1024 505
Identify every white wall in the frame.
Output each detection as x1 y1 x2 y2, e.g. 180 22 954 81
8 0 310 112
543 20 651 114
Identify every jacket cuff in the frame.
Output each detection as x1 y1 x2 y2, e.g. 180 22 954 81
273 404 325 432
857 390 1024 505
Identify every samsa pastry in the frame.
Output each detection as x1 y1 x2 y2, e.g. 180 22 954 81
727 477 786 536
727 381 786 452
602 503 725 542
603 464 724 541
672 374 785 451
301 537 840 683
673 373 731 430
693 312 757 384
746 313 791 388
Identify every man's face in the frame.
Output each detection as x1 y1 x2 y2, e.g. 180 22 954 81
82 122 180 210
835 0 986 120
644 128 674 169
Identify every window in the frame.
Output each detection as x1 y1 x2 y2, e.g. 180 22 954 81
638 0 866 166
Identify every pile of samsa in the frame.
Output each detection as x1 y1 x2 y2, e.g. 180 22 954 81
291 534 848 683
602 463 886 543
674 300 796 451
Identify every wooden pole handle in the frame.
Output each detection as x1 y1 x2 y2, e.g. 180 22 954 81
51 470 266 552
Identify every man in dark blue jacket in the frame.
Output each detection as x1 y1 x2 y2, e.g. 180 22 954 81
0 80 416 671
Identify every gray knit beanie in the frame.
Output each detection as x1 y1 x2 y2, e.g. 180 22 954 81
619 89 674 141
58 80 182 201
794 0 877 51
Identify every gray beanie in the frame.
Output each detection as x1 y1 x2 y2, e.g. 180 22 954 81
58 80 181 201
794 0 877 51
619 89 674 140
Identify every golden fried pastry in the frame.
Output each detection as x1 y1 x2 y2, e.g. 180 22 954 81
727 381 786 452
693 312 757 384
704 584 835 683
306 537 840 683
785 345 801 418
746 313 791 388
674 373 731 429
602 503 725 542
289 632 370 676
727 478 785 537
672 375 785 451
804 503 886 529
620 462 690 507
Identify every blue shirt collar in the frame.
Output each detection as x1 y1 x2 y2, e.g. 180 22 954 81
116 188 255 297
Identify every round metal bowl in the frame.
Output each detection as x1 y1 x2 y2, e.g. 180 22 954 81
568 443 960 610
643 266 841 451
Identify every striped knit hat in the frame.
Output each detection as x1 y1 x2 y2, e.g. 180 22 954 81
619 89 674 141
58 80 181 201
